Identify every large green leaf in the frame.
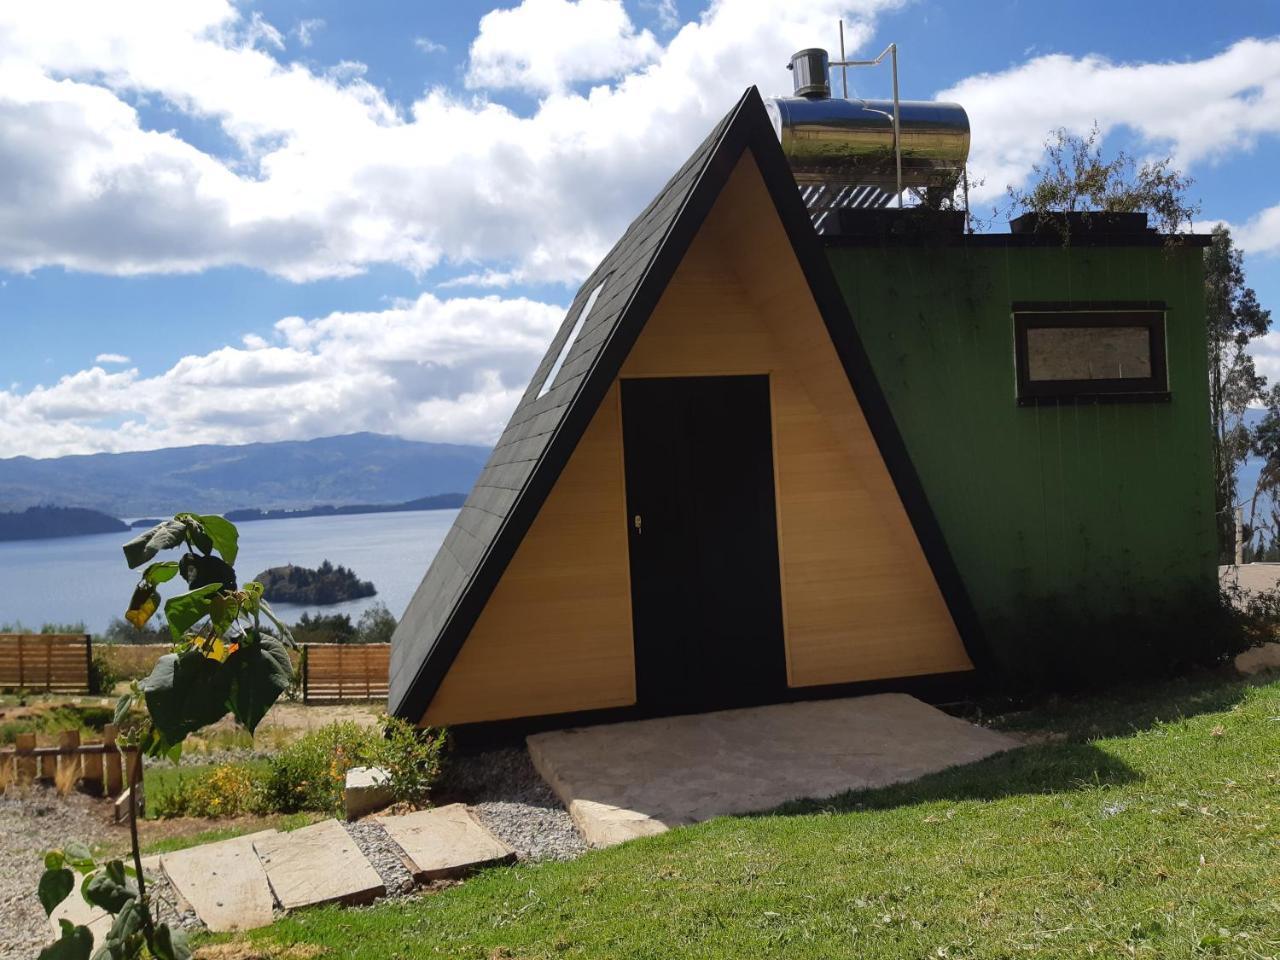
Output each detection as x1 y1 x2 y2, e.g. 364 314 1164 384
122 520 186 570
38 867 74 916
195 514 239 566
141 561 180 586
37 920 92 960
225 633 293 733
151 923 192 960
139 652 232 752
63 841 94 872
257 597 295 645
175 514 213 556
83 861 135 914
95 898 144 960
163 583 222 642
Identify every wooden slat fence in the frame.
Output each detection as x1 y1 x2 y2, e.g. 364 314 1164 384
0 634 92 693
0 724 134 799
302 643 390 703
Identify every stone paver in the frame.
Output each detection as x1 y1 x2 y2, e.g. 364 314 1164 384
345 766 394 819
161 830 277 932
376 803 516 880
1236 641 1280 675
254 819 384 909
528 694 1018 847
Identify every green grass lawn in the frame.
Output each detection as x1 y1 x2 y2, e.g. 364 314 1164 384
138 812 322 856
225 670 1280 959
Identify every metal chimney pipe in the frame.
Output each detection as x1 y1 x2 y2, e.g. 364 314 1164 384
787 48 830 99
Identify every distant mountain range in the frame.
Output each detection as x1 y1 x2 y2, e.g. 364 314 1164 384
0 433 490 516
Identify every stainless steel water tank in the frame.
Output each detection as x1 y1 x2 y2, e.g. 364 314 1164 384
765 95 971 193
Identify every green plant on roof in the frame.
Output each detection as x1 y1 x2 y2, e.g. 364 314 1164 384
36 513 294 960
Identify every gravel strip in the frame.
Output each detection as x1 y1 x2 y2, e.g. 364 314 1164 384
0 785 121 960
344 820 416 897
143 868 202 933
438 747 587 862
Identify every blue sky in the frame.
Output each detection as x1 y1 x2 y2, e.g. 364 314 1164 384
0 0 1277 457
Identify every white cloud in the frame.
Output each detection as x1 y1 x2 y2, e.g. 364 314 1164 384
413 36 446 55
245 10 285 51
646 0 681 32
939 38 1280 204
0 294 566 457
466 0 661 93
1199 204 1280 259
94 353 131 364
0 0 895 284
294 18 325 48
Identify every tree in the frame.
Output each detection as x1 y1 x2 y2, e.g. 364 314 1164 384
293 611 357 644
1007 124 1199 239
356 602 397 644
36 513 293 960
1207 226 1272 560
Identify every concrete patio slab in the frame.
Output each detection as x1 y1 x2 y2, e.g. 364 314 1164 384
255 819 385 910
162 830 278 932
376 803 516 880
527 694 1018 847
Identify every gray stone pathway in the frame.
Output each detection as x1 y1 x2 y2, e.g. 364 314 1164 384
377 804 516 882
162 830 277 932
46 803 520 941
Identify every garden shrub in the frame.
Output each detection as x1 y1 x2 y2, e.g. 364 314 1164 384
259 720 377 815
146 762 268 818
0 705 114 745
88 648 120 695
379 717 447 809
260 718 447 816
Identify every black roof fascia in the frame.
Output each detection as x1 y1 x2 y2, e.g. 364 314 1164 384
824 233 1214 249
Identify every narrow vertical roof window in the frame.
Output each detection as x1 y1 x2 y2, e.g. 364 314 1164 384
536 281 606 399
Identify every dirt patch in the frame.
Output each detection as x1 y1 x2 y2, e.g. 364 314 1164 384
195 944 327 960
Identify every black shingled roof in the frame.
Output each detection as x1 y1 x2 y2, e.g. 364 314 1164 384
389 86 985 722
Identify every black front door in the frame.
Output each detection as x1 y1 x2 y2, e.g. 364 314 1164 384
621 375 787 716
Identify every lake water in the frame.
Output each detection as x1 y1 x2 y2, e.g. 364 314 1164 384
0 509 459 634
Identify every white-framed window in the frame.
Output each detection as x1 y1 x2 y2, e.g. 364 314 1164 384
536 281 606 400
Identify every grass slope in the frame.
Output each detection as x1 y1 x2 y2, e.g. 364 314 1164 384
232 672 1280 959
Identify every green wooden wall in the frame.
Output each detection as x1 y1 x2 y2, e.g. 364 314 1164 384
827 241 1218 676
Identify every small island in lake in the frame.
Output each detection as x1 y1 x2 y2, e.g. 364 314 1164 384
0 505 128 542
254 560 377 605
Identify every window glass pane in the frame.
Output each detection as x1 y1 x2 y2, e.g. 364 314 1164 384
1025 326 1151 382
536 281 605 399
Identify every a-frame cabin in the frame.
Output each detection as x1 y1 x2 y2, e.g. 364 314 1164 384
389 87 981 734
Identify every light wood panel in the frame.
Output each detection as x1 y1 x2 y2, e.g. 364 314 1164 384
423 384 635 726
0 634 91 693
701 155 971 685
421 151 969 726
302 643 390 703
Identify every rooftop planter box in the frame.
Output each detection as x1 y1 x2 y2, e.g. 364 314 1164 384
1009 211 1151 236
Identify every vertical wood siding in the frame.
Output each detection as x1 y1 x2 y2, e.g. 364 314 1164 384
423 154 969 725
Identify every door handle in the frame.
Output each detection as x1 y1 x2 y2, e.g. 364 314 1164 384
633 514 643 535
